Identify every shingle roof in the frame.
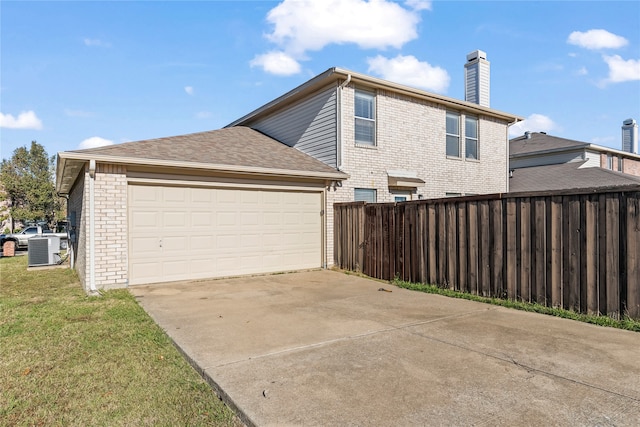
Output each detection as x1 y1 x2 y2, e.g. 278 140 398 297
509 132 588 156
65 126 340 175
509 161 640 193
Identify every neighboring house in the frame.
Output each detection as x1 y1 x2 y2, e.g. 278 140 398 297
508 161 640 193
509 132 640 192
56 67 521 291
510 132 640 176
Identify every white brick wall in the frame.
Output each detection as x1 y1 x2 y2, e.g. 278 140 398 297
93 164 128 289
69 163 128 291
327 85 510 266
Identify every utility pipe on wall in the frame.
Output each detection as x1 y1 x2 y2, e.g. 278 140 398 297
88 159 97 293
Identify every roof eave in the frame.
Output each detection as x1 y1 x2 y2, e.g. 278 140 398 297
56 151 349 195
227 67 523 127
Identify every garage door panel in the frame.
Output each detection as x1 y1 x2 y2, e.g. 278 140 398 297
191 188 213 203
192 212 214 227
131 236 161 254
163 187 188 203
129 185 322 285
131 211 160 228
191 235 215 250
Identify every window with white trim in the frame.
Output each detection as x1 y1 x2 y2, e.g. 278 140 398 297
355 89 375 145
465 115 478 160
354 188 377 203
446 111 460 157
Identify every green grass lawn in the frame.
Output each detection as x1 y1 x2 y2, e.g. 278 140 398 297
392 278 640 332
0 255 240 426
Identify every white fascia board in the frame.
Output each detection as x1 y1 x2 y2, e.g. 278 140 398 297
57 152 349 181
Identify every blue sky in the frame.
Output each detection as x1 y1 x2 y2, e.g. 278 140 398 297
1 1 639 161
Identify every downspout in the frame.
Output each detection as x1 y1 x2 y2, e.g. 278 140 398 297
506 118 518 192
88 160 98 294
337 74 352 170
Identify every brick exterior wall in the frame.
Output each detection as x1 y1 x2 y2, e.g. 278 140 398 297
622 157 640 176
68 163 128 291
599 152 640 176
68 168 87 289
94 164 128 289
326 84 511 266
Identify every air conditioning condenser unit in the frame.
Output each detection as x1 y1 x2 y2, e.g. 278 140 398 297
28 236 61 267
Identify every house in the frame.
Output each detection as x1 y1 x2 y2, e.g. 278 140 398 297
509 132 640 192
56 67 521 291
227 67 521 202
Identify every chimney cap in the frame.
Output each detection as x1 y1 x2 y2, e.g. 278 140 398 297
467 50 487 62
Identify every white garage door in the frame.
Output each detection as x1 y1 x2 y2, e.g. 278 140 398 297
128 184 322 285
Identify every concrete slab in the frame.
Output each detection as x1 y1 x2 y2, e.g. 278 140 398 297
130 270 640 426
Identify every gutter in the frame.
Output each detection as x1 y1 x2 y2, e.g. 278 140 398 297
57 153 349 196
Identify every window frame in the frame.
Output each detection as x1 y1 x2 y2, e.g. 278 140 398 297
446 111 461 158
465 115 479 160
354 188 377 203
354 88 376 146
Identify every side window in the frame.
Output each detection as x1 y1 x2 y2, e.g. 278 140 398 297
446 111 460 157
24 227 38 234
354 188 377 203
465 116 478 160
355 89 375 146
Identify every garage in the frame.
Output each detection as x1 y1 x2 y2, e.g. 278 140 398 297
128 184 323 285
55 126 347 291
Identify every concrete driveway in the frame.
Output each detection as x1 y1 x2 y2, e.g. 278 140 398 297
130 270 640 426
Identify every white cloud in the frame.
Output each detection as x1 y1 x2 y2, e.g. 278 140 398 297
253 0 425 75
79 136 114 149
509 114 557 138
83 38 111 48
567 29 628 50
601 54 640 84
576 66 588 76
405 0 431 11
250 51 301 76
367 54 450 93
184 86 194 95
0 110 43 129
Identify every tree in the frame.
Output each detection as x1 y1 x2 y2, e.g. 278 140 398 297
0 141 64 232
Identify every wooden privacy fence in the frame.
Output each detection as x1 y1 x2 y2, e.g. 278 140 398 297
334 186 640 320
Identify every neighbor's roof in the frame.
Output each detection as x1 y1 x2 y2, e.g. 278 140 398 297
227 67 523 128
56 126 348 194
510 132 640 159
509 161 640 193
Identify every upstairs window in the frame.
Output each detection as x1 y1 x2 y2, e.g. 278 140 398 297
465 116 479 160
446 112 460 157
355 89 375 145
